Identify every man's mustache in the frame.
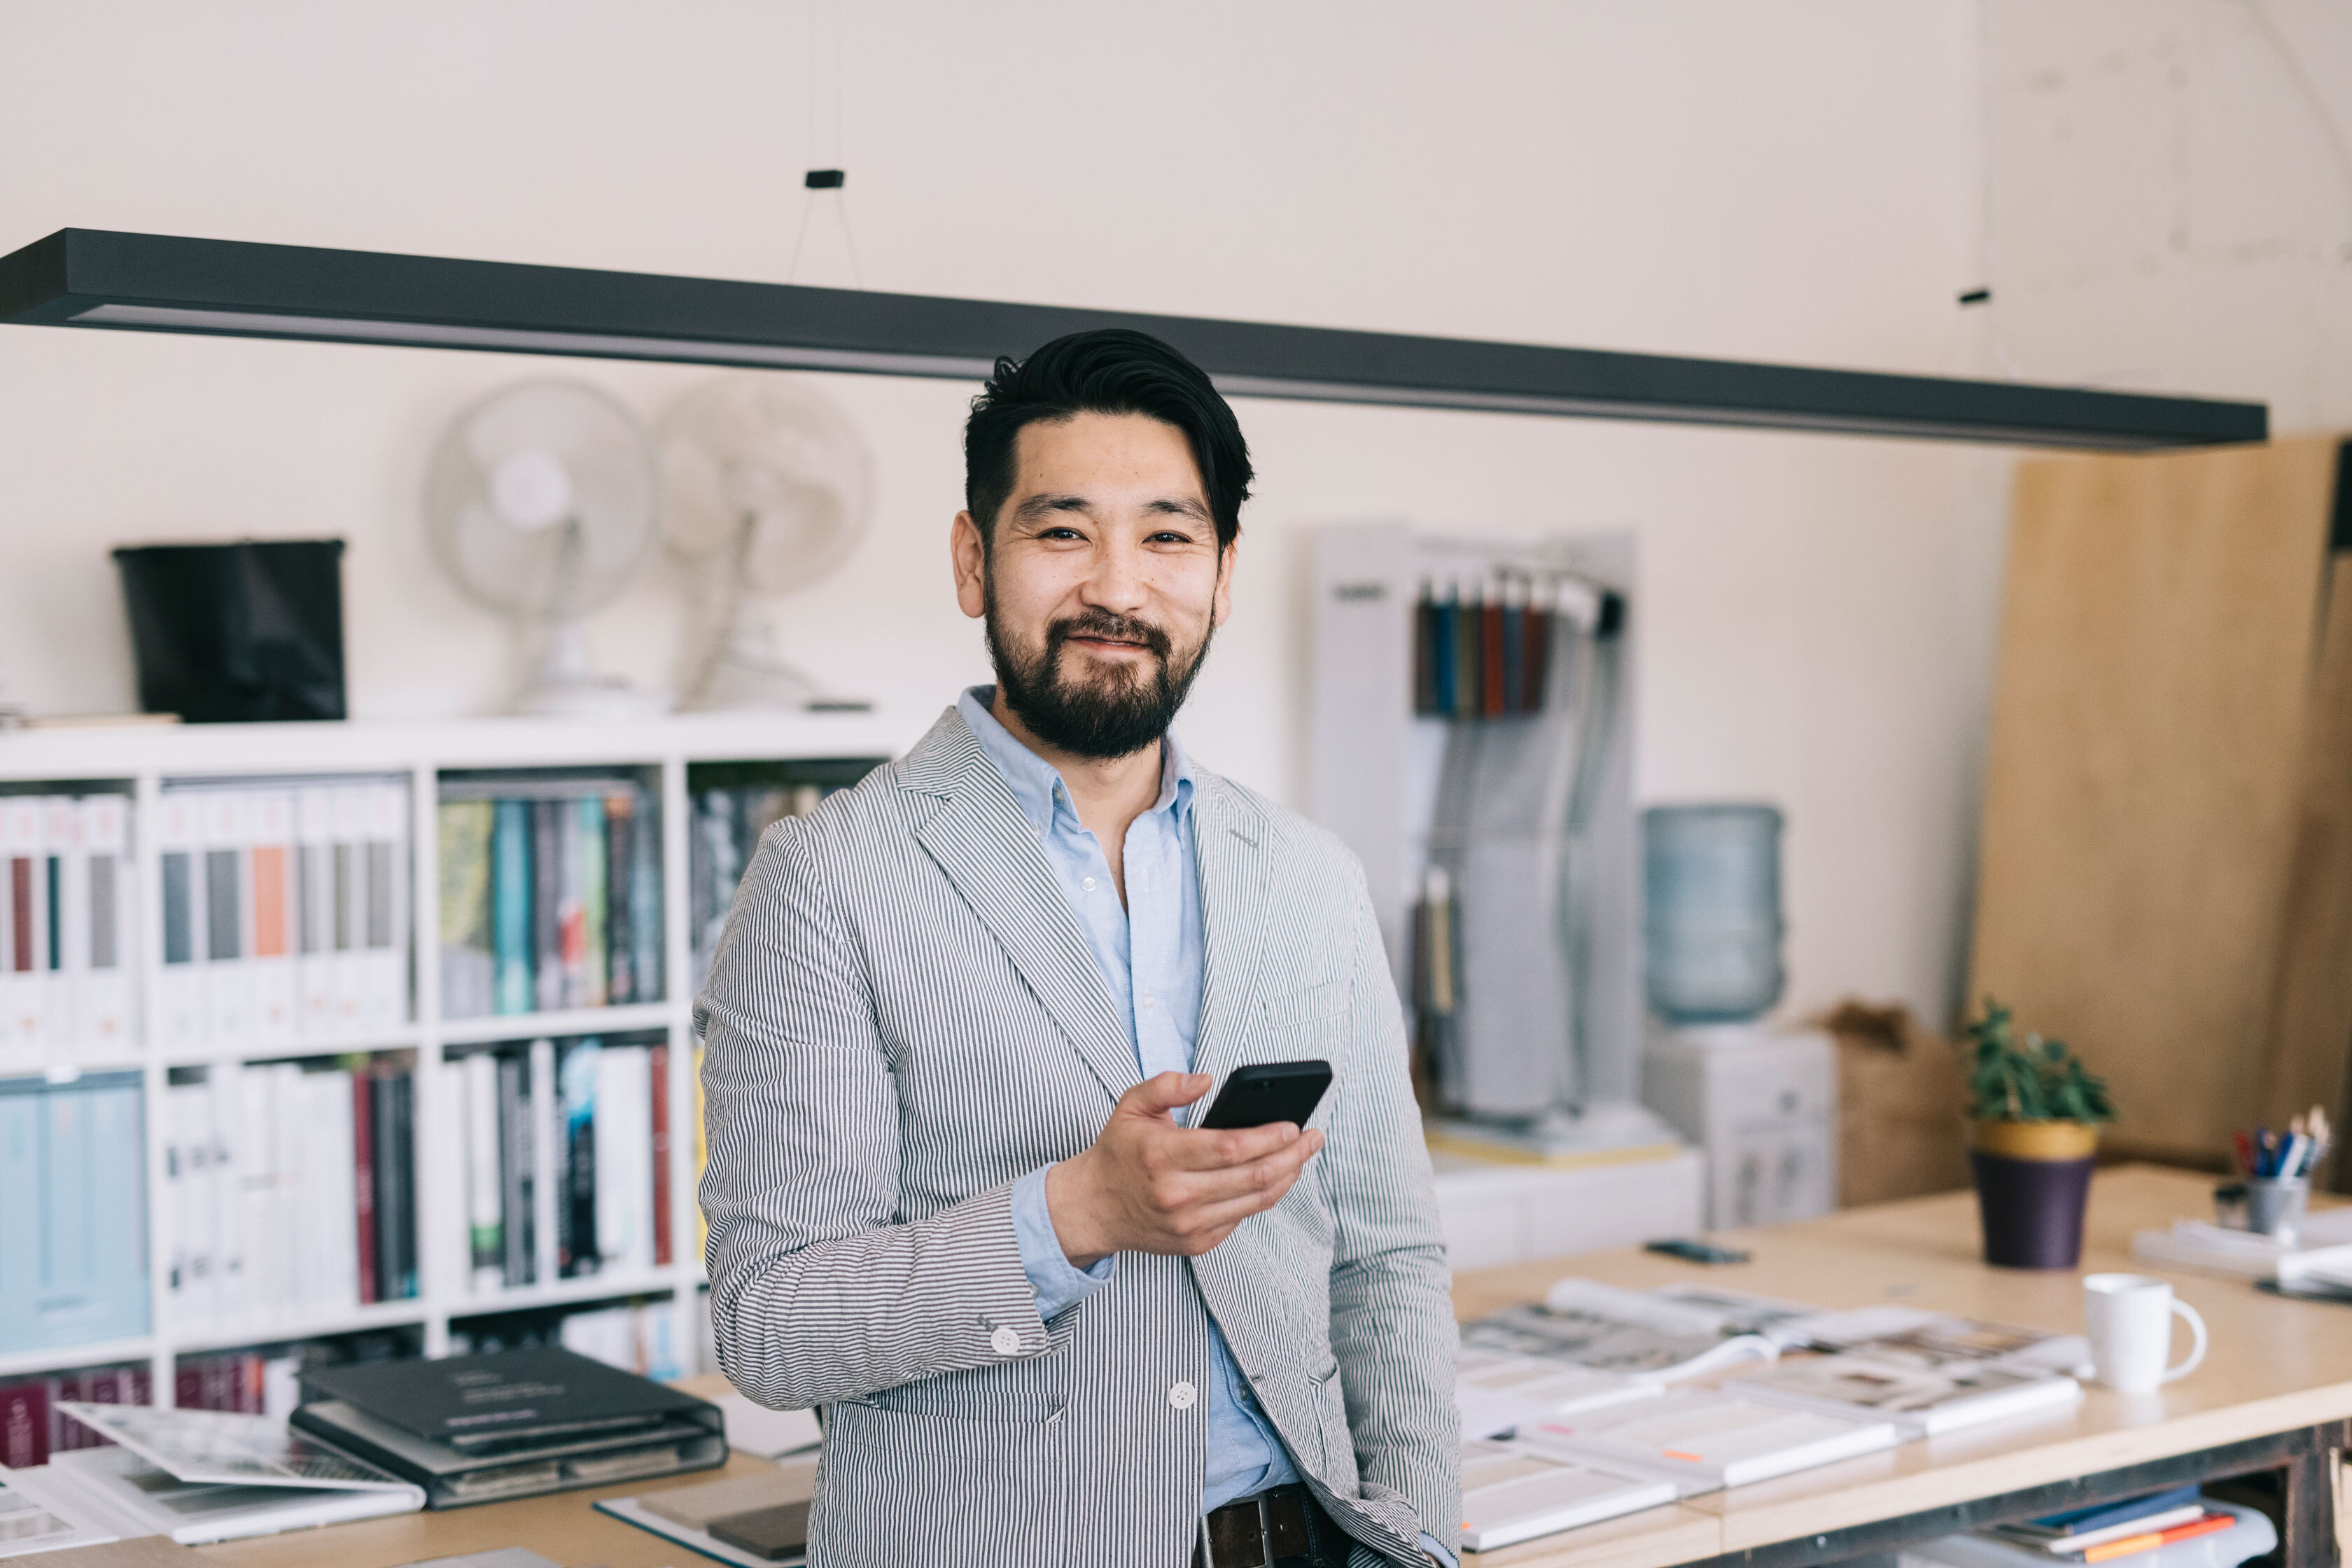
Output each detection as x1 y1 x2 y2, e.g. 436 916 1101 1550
1046 612 1172 663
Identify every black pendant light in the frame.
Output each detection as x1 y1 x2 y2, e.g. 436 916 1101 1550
0 229 2266 449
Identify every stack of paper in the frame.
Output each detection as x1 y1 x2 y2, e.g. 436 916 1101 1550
2129 1212 2352 1281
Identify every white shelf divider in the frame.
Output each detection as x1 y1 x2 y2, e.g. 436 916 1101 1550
0 710 917 1396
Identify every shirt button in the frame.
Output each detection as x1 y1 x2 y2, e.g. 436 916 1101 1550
1168 1381 1197 1410
1082 876 1097 892
990 1326 1021 1356
1143 994 1154 1010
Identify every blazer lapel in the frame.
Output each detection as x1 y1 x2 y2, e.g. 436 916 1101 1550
1190 776 1275 1084
902 710 1141 1108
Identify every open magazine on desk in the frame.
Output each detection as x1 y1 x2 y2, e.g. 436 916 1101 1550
1723 1308 2087 1436
1 1404 423 1546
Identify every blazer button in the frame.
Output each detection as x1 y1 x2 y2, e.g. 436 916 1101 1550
990 1326 1021 1355
1168 1381 1197 1410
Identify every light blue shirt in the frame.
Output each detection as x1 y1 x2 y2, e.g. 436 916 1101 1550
960 687 1298 1512
966 690 1455 1566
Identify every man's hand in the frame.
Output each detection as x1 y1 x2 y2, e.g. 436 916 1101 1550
1044 1071 1324 1268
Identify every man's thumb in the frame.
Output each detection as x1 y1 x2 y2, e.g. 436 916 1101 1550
1126 1070 1210 1115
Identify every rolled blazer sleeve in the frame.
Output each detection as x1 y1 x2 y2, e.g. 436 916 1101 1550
697 818 1049 1410
1322 864 1462 1558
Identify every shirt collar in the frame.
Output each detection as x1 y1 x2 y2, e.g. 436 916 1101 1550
958 685 1194 841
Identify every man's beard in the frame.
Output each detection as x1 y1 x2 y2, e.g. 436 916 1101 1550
983 585 1214 761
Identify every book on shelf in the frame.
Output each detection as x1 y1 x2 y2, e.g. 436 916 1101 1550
554 1301 685 1382
688 770 886 995
454 1036 666 1295
1991 1487 2208 1554
1457 1436 1679 1552
13 1404 423 1545
438 779 660 1022
159 1058 417 1336
1516 1389 1900 1494
155 778 409 1051
693 1040 708 1264
447 1296 687 1382
0 1071 149 1357
1 792 134 1055
0 1364 153 1470
1727 1308 2086 1436
1903 1502 2274 1568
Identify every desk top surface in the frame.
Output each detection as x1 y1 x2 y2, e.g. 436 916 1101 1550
1454 1166 2352 1568
183 1166 2351 1568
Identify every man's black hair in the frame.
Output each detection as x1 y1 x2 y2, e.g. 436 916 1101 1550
963 328 1252 552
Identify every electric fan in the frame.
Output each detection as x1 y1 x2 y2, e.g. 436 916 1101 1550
423 379 667 718
658 373 874 711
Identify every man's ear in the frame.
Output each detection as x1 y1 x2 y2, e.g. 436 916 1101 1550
1211 536 1240 628
951 511 988 620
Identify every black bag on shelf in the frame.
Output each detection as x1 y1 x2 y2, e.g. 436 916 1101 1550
113 538 347 722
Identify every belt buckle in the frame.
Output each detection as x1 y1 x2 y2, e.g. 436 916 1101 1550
1202 1486 1326 1568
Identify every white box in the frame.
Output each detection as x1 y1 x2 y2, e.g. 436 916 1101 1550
1432 1147 1706 1272
1642 1027 1836 1230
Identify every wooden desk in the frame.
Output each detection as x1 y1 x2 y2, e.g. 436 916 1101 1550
188 1167 2350 1568
1455 1166 2352 1568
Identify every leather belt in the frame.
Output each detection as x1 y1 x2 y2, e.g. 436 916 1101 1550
1198 1483 1350 1568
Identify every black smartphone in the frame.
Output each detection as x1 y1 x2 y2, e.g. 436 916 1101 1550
1643 1238 1751 1266
1198 1060 1333 1130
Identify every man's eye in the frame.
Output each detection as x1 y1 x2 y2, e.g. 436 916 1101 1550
1039 527 1086 540
1149 531 1194 545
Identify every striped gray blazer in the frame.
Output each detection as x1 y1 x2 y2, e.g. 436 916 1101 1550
698 706 1460 1567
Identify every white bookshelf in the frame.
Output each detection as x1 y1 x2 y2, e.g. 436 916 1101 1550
0 708 922 1402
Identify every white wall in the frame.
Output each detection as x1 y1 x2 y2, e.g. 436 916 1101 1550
1984 0 2352 434
1 0 2017 1028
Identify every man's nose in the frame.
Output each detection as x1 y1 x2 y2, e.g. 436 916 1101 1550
1079 536 1150 615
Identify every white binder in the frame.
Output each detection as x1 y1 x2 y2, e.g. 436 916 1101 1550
199 788 251 1044
246 790 299 1049
76 794 134 1050
155 790 208 1049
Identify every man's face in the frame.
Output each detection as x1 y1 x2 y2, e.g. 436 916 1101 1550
951 411 1236 760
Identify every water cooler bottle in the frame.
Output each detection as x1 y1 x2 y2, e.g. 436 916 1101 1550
1637 805 1837 1228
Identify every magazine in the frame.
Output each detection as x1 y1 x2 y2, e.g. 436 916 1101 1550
59 1402 419 1492
1462 1280 1779 1380
1455 1349 1660 1439
0 1469 120 1560
1457 1438 1679 1551
1725 1310 2085 1436
1518 1389 1900 1493
23 1406 424 1546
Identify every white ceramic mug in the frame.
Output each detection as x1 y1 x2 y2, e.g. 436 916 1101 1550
2082 1273 2208 1392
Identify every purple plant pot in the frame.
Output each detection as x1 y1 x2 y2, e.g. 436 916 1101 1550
1971 1149 2096 1269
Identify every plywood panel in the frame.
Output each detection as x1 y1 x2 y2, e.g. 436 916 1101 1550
1969 438 2337 1161
2255 549 2352 1163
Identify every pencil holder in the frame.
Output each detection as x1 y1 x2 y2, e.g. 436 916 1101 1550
2244 1176 2309 1243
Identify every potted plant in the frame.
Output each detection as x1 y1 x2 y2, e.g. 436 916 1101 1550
1965 997 2117 1268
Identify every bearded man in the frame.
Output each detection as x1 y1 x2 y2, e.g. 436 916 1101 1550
698 328 1459 1568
